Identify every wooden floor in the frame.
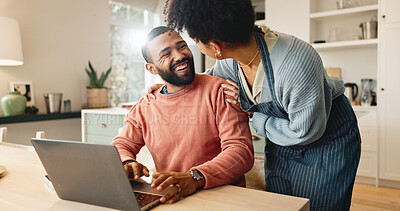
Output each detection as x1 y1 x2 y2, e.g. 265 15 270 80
351 183 400 210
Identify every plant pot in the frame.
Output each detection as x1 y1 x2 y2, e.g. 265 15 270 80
87 88 109 108
1 91 27 116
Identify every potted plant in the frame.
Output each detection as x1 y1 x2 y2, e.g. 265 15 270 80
85 61 111 108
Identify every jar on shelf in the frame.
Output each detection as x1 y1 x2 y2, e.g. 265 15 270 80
329 27 338 42
1 91 27 116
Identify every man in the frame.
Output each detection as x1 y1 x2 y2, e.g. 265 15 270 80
112 26 254 204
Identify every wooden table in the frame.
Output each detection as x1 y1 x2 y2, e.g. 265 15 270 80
0 144 309 211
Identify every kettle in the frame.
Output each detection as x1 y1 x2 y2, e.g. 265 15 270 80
344 83 358 102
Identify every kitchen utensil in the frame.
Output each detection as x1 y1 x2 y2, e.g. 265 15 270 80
360 79 374 106
371 91 377 106
344 83 358 103
359 19 377 39
336 0 346 9
64 100 71 113
336 0 353 9
44 93 63 113
329 27 338 42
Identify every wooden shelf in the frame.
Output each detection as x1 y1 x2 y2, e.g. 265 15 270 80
0 112 81 124
352 105 377 110
312 39 378 50
310 4 378 20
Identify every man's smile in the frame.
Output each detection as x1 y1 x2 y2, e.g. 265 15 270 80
172 60 190 74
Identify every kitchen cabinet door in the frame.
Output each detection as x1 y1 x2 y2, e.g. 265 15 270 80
378 21 400 181
81 111 126 143
380 0 400 24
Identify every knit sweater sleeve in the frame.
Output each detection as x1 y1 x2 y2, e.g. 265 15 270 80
112 102 145 162
252 39 333 146
193 85 254 189
204 59 239 84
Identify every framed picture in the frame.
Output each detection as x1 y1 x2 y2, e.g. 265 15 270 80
9 81 35 107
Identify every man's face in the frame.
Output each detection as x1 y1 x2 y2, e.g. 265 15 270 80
147 31 195 86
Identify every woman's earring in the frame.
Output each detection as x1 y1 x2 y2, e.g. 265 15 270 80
215 52 222 58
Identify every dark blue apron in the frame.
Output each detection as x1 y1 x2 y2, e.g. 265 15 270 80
233 27 361 211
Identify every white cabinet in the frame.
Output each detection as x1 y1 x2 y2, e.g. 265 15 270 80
380 0 400 23
262 0 400 187
309 0 400 184
358 151 378 177
378 0 400 182
307 0 380 184
81 108 128 144
355 107 378 178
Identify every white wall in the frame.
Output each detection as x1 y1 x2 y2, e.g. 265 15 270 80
265 0 310 42
0 0 111 116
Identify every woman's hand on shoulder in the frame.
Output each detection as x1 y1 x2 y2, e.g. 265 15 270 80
221 80 240 107
143 84 163 103
221 80 253 117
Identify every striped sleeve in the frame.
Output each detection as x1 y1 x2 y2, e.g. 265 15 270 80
204 59 239 84
253 38 334 146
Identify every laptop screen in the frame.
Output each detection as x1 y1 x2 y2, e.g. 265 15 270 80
31 138 160 210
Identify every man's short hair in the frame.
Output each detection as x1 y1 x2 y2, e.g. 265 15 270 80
141 26 173 63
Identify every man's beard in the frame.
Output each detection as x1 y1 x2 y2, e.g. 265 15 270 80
156 56 195 86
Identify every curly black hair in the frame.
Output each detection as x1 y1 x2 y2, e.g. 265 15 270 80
164 0 255 47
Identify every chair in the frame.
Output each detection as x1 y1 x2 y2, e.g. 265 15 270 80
35 131 45 139
0 127 35 151
0 127 7 143
0 128 7 178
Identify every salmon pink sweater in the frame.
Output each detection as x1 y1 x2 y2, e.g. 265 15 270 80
112 74 254 189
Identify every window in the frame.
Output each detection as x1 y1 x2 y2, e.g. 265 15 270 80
109 0 159 106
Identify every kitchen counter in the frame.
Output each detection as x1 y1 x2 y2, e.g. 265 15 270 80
81 107 129 115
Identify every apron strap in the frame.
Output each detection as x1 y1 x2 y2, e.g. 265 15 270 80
254 27 277 101
234 27 288 119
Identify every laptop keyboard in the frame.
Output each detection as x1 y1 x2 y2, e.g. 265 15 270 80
134 192 162 208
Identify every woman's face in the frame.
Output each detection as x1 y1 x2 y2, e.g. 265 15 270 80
195 39 219 60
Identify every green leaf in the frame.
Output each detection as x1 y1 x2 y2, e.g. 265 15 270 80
88 61 95 72
85 61 112 88
85 68 92 78
104 67 112 80
98 72 106 88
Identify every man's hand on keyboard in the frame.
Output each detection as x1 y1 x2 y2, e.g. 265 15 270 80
151 172 198 204
124 161 150 180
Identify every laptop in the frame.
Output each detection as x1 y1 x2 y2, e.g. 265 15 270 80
31 138 164 211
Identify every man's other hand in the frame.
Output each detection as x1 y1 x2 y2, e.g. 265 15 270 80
124 161 150 180
151 172 198 204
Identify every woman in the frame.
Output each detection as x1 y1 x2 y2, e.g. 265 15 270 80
149 0 360 210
